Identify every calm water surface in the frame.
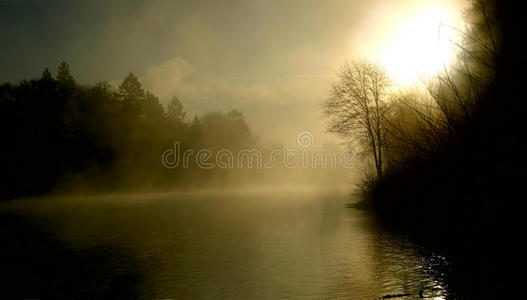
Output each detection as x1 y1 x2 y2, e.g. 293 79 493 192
0 189 451 299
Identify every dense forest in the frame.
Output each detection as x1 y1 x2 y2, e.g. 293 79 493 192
0 66 346 201
0 66 259 200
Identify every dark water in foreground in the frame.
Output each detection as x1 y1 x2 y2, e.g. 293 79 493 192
0 189 451 299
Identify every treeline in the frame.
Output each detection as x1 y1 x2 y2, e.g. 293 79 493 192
325 1 518 298
0 64 255 200
367 0 508 240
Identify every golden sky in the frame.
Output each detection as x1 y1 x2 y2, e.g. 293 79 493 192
0 0 466 143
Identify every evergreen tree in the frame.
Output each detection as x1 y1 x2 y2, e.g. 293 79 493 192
144 92 165 120
56 61 75 85
119 72 144 99
118 72 145 117
41 68 53 81
167 96 186 122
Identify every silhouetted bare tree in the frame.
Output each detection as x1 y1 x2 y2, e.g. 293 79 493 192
323 60 391 177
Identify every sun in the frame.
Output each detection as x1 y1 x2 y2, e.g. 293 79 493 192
378 4 461 86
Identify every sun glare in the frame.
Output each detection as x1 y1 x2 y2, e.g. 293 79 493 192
378 4 460 86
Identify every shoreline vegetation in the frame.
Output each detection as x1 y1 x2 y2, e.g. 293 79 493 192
0 0 519 298
0 67 262 200
0 66 348 201
334 1 517 298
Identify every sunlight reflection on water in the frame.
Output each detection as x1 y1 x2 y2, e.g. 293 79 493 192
1 189 453 299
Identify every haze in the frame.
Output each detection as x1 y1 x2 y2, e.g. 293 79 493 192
0 0 465 143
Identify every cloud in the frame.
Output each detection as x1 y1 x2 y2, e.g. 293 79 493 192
141 57 335 144
142 57 195 100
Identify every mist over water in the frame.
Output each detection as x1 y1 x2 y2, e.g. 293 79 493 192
0 0 511 298
1 188 451 299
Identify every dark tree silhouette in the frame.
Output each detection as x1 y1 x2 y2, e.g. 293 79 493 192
355 1 514 299
167 96 186 122
41 68 53 81
118 72 145 117
323 60 391 177
0 64 256 200
144 92 165 120
57 62 75 85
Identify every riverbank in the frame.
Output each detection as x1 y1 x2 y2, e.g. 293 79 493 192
361 149 511 299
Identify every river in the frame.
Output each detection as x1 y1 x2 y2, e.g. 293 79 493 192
0 188 452 299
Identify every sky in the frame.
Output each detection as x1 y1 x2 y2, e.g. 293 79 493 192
0 0 465 143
